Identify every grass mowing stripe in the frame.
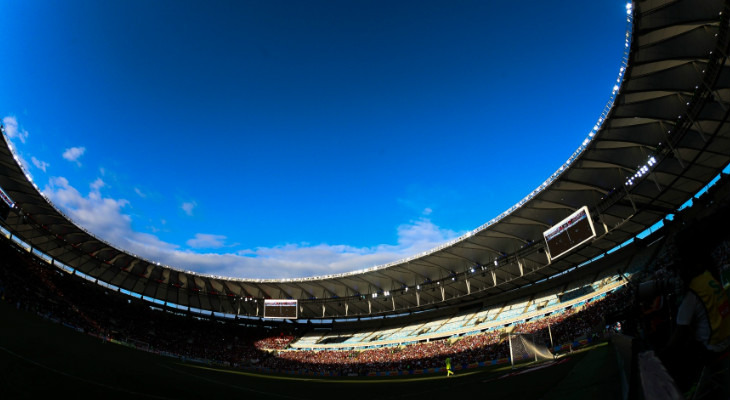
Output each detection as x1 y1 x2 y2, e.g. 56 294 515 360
541 342 622 400
180 362 485 383
0 344 175 400
158 363 302 399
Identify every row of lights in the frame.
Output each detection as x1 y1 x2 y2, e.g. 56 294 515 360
365 262 501 299
624 4 725 187
625 156 657 186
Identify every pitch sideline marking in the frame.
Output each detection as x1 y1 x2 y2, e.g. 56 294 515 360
178 362 487 383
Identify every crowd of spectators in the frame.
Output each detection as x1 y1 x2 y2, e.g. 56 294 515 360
0 240 632 376
244 289 632 374
602 173 730 396
620 173 730 353
0 233 633 375
4 171 728 376
255 334 296 350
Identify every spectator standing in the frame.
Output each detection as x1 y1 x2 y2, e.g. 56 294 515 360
662 214 730 395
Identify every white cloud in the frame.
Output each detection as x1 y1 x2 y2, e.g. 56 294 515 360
2 116 29 143
2 116 38 181
211 220 460 278
44 176 132 244
173 219 460 279
41 177 463 280
181 201 196 216
62 146 86 165
32 156 50 172
134 188 146 198
187 233 228 249
90 177 105 191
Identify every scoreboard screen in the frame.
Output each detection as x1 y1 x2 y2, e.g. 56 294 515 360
263 299 298 319
543 206 596 262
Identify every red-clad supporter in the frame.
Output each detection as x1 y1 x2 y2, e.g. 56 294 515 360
254 335 296 350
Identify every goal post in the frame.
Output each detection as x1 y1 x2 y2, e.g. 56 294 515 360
508 332 554 368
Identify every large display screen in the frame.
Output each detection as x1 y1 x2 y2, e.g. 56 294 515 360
543 206 596 262
263 299 298 319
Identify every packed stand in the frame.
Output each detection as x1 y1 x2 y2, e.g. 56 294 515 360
1 233 636 376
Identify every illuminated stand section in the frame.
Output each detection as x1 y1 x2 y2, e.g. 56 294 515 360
263 299 298 319
542 206 597 263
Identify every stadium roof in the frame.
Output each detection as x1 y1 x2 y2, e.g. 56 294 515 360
1 0 730 320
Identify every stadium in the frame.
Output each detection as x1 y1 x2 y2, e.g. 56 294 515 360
2 0 730 398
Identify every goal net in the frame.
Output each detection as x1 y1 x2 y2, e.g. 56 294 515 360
508 333 553 367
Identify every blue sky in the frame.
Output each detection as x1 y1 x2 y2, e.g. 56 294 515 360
0 1 629 279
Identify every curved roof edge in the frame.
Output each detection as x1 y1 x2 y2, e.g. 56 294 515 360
3 0 730 320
